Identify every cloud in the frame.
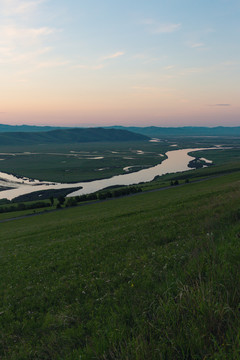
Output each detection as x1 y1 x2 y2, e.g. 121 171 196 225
132 86 158 91
74 64 104 70
102 51 125 60
191 42 205 48
132 86 175 93
141 18 155 25
15 0 47 14
0 46 51 64
132 53 164 64
141 18 181 33
12 26 52 38
0 0 47 15
180 67 205 75
141 18 181 34
75 52 124 70
0 46 13 57
1 25 54 41
164 65 175 70
152 23 181 34
37 60 70 68
208 104 231 107
0 0 69 78
0 25 57 49
221 61 239 66
0 1 57 47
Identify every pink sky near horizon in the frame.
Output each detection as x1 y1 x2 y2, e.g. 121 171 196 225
1 88 239 127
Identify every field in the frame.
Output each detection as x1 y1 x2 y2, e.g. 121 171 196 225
0 141 169 182
0 170 240 359
0 136 239 219
0 136 239 183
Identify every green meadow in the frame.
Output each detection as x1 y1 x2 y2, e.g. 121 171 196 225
0 141 169 182
0 137 239 183
0 170 240 359
1 137 236 183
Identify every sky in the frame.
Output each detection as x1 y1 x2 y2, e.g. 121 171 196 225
0 0 239 127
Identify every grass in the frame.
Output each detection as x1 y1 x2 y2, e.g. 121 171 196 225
1 158 240 222
0 141 170 182
0 137 238 184
1 137 234 183
189 148 240 165
0 171 240 359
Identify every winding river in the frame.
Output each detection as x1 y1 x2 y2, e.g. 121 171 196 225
0 147 216 200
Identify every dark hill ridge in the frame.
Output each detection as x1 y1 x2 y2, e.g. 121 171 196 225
0 124 64 132
108 126 240 137
0 127 149 145
1 124 240 137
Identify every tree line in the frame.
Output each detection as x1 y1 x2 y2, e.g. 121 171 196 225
61 186 142 208
0 185 143 214
0 201 51 214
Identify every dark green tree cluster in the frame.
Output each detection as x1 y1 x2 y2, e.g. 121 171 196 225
56 196 66 209
64 186 142 208
0 201 50 214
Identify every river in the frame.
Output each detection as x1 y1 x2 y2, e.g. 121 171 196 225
0 147 216 200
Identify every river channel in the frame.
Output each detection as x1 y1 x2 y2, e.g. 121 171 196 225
0 147 217 200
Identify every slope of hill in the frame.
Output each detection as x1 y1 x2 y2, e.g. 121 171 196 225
0 171 239 359
109 125 240 137
0 127 149 145
1 124 240 137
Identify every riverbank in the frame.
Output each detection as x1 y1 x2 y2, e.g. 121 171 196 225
0 147 224 201
0 172 227 223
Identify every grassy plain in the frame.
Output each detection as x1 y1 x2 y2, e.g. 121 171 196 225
0 137 229 183
0 141 169 182
189 148 240 165
0 137 239 183
0 171 240 359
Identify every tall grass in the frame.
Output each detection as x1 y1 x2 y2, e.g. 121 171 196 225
0 172 240 359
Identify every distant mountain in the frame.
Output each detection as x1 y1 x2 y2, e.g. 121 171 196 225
1 124 240 138
108 126 240 137
0 124 65 133
0 127 149 145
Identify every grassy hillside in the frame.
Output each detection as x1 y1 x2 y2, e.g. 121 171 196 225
0 172 240 359
0 128 148 146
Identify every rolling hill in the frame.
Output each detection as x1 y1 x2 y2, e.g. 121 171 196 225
1 124 240 137
109 126 240 137
0 127 149 145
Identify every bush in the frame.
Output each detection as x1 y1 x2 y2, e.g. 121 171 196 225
65 198 77 207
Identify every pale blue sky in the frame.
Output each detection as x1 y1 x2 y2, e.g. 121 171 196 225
0 0 239 126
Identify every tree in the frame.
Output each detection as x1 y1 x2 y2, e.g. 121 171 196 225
56 195 65 208
65 198 77 207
